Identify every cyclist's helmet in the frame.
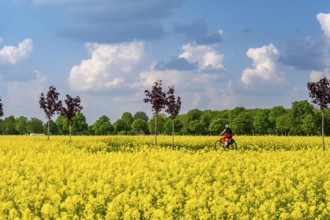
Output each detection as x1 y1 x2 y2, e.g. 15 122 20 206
225 124 229 128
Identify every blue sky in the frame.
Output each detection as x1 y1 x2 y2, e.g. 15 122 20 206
0 0 329 124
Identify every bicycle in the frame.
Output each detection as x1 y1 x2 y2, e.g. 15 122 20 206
214 137 238 150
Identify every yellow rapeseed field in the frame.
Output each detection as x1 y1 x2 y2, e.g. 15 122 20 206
0 135 329 219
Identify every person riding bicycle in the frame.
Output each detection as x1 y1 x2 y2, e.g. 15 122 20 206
219 124 233 147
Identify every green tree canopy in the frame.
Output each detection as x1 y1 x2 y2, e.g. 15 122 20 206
209 118 229 135
231 111 253 135
133 111 149 122
92 115 114 135
301 114 317 135
186 109 202 122
121 112 134 134
3 116 17 134
72 112 88 135
229 107 247 122
15 116 28 134
200 110 216 132
290 100 315 135
27 118 44 134
148 114 167 135
55 115 69 135
269 106 288 134
164 118 183 135
43 120 58 135
187 120 203 135
275 113 291 135
131 119 148 134
253 110 271 135
113 119 126 134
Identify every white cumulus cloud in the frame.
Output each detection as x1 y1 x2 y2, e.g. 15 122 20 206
0 39 33 64
317 13 330 39
307 13 330 83
126 41 228 111
179 43 224 70
69 41 150 92
309 69 330 82
309 71 323 82
240 43 285 85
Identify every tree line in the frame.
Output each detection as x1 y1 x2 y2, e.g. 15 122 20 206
0 99 327 136
0 76 328 138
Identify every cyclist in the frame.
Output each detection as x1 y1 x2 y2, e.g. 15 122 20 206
219 124 233 147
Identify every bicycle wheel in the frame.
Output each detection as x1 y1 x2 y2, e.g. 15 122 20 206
230 142 238 150
214 140 226 150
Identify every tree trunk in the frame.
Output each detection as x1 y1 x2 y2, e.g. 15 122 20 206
154 114 158 146
172 119 174 147
69 121 72 142
47 120 50 141
322 110 325 150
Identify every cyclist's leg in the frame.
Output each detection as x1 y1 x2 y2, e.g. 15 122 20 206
221 136 226 143
223 134 231 145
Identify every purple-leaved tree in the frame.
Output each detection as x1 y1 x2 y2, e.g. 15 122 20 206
60 95 83 142
0 97 4 118
307 77 330 150
165 86 181 147
144 80 166 146
39 86 62 140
